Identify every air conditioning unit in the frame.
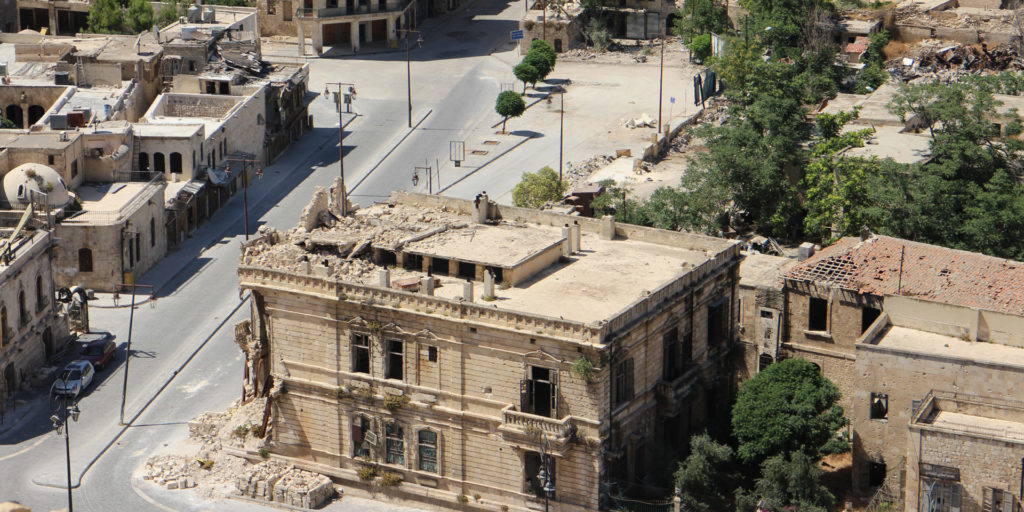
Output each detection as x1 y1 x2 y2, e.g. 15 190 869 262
50 114 68 130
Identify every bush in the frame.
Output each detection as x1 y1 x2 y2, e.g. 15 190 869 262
569 356 595 381
357 465 378 481
258 448 270 459
512 166 566 208
383 393 409 411
585 18 610 52
854 64 888 94
688 33 712 62
456 494 469 504
378 472 403 487
233 424 251 438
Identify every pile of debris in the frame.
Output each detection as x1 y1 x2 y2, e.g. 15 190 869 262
887 42 1024 81
625 113 657 129
236 461 334 509
564 154 615 188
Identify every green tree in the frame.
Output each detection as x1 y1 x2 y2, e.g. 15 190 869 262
512 166 566 208
514 62 540 93
530 39 557 72
688 33 712 61
739 0 824 50
495 90 526 133
585 18 610 51
863 29 889 66
672 0 728 39
155 0 180 28
589 180 650 225
673 434 739 512
87 0 124 34
732 358 849 465
748 452 835 512
126 0 155 33
524 49 553 82
0 117 15 129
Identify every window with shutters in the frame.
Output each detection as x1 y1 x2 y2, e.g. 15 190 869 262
681 331 692 363
663 326 682 381
417 430 438 473
614 358 634 406
351 415 371 458
385 422 404 465
983 487 1019 512
520 366 557 418
385 340 403 380
707 300 728 347
351 333 370 373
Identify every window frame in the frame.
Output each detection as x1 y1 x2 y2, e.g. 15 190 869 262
613 358 634 406
351 332 370 374
416 428 438 473
385 421 405 466
352 414 371 458
870 392 888 420
385 339 404 381
808 297 829 332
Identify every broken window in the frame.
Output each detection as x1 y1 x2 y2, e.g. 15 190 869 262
758 353 774 372
870 392 888 420
520 366 557 418
417 430 437 472
385 422 404 465
983 487 1018 512
351 415 371 458
613 358 634 406
385 340 403 380
681 331 692 363
431 257 449 276
427 345 438 362
351 333 370 373
404 253 423 271
808 297 828 331
523 451 555 498
487 266 504 283
922 478 962 512
707 300 728 347
869 462 887 487
378 250 397 267
78 248 93 272
861 306 881 334
662 326 682 381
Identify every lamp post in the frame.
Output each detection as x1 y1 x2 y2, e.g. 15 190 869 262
324 82 355 216
558 91 564 186
51 392 81 512
118 283 153 426
657 37 664 134
396 29 422 128
537 436 556 512
227 156 263 239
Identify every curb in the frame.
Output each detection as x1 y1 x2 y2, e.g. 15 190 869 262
437 132 536 194
349 109 433 193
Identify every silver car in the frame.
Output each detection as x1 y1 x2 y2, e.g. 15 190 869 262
53 360 95 398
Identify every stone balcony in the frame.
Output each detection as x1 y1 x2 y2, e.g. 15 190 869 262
294 0 409 18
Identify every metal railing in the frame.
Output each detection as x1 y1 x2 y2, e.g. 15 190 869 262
294 0 407 17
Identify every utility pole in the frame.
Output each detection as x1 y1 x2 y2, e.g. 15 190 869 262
658 37 665 134
118 284 153 426
324 82 355 216
227 156 262 238
396 29 423 128
559 91 564 186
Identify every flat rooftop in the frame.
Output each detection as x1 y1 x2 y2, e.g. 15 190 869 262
925 410 1024 442
242 200 728 324
740 252 796 290
844 124 931 164
0 131 80 150
869 325 1024 368
65 182 159 224
133 122 204 138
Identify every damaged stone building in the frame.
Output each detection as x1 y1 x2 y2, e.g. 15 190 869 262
738 233 1024 512
235 188 741 511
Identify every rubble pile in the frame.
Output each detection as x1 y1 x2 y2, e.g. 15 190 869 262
564 154 615 188
142 456 200 490
895 4 1016 31
236 460 335 509
886 42 1024 81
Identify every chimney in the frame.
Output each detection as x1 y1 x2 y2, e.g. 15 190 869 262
573 220 581 252
421 276 434 296
474 191 489 224
561 224 572 257
483 270 495 298
600 215 615 240
860 225 873 241
301 260 311 274
798 242 815 261
378 269 390 288
463 280 474 302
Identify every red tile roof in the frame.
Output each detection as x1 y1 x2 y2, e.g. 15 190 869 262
785 235 1024 316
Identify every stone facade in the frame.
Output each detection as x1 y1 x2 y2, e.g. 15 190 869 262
237 191 742 511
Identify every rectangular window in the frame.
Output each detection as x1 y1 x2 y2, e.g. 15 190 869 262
870 392 888 420
922 479 961 512
351 333 370 373
417 430 437 472
662 326 681 381
386 340 403 380
385 423 404 465
681 331 692 363
861 306 881 334
613 358 634 406
427 345 438 362
707 300 727 347
911 399 922 417
352 415 370 458
809 297 828 331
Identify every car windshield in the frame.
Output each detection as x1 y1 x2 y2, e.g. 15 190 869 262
59 370 82 381
83 345 104 356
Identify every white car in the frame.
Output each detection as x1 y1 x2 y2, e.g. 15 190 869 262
53 360 95 398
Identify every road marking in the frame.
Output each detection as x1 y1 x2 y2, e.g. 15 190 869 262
0 436 46 462
131 477 181 512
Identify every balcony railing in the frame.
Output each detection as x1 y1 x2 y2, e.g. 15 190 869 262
501 405 573 438
294 1 406 18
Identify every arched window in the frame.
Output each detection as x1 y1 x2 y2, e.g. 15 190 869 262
139 152 150 173
5 105 22 128
154 152 166 173
170 152 183 174
35 275 45 311
18 290 26 325
78 248 93 272
416 429 438 473
27 105 44 125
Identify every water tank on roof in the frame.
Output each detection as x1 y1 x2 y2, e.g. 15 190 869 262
181 26 196 40
186 5 200 22
54 71 70 85
202 8 215 23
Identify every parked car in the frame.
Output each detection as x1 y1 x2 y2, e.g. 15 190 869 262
53 360 95 398
78 332 116 370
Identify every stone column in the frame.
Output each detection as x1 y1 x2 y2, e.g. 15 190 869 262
483 270 495 298
561 225 571 257
364 21 372 42
312 22 324 55
463 281 473 302
350 20 360 51
421 276 434 296
386 16 396 45
378 269 390 288
600 215 615 240
297 21 306 56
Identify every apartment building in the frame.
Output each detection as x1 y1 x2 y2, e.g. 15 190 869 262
235 189 741 511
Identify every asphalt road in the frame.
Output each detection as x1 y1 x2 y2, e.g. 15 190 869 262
0 0 527 509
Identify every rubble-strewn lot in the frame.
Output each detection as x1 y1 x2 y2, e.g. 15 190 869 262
886 40 1024 82
139 398 337 509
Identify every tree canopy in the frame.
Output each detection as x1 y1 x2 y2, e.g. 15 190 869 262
673 0 728 40
495 90 526 133
126 0 155 34
87 0 125 34
514 62 540 93
732 358 848 465
674 435 739 512
512 166 566 208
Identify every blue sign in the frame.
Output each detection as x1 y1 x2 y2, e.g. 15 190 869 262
669 97 675 104
510 29 524 41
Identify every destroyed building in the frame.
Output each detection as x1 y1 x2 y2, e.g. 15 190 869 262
235 188 742 511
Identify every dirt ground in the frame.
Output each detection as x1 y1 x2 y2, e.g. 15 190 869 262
820 453 871 512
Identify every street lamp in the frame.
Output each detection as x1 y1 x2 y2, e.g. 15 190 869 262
51 391 81 512
324 82 356 216
537 436 556 512
396 29 423 128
